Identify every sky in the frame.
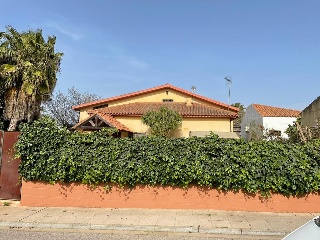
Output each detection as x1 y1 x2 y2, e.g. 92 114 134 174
1 0 319 110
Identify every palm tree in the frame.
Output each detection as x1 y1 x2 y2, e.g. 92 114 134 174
0 26 63 131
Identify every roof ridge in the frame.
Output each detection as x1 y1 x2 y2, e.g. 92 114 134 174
252 103 300 112
252 103 300 117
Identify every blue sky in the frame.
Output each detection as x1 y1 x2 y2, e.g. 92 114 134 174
1 0 319 110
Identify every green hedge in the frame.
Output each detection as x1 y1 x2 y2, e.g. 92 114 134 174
16 117 320 196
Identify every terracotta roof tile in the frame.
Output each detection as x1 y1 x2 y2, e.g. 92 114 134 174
73 83 239 112
92 102 238 118
98 114 131 131
252 104 300 117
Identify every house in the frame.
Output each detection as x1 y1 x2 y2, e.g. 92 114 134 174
72 83 239 138
241 104 300 140
301 96 320 129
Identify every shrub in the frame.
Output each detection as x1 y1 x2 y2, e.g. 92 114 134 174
141 107 182 137
16 117 320 196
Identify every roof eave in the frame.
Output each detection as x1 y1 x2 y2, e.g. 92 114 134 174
107 113 237 118
72 83 239 112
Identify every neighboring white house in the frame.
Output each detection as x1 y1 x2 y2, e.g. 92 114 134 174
241 104 301 139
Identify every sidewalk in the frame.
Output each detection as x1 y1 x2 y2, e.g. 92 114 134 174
0 200 318 239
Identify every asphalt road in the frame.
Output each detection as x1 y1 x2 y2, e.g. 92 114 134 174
0 229 283 240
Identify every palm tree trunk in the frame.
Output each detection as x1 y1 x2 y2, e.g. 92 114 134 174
4 88 40 131
7 118 18 131
4 88 21 131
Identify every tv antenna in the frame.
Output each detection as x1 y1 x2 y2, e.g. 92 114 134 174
191 86 196 102
224 77 232 107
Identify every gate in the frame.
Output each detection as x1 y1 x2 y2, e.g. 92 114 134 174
0 131 21 200
0 131 3 167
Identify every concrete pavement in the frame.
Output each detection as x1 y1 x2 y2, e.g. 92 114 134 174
0 200 318 239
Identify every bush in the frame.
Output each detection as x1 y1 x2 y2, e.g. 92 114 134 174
16 117 320 196
141 106 182 137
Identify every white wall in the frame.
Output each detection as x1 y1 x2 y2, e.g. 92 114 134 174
263 117 297 139
241 104 263 139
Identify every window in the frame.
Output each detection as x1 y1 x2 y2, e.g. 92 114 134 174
162 99 173 102
93 104 108 109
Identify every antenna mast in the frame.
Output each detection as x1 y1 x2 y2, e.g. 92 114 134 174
191 86 196 102
224 77 232 107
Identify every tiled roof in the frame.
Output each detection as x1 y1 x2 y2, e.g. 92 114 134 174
252 104 301 117
72 113 131 132
73 83 239 112
98 113 131 131
92 102 238 118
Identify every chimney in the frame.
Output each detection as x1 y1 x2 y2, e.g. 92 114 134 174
186 98 193 106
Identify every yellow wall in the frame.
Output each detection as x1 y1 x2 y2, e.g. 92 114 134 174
181 118 231 137
79 106 95 121
114 116 232 138
116 116 148 133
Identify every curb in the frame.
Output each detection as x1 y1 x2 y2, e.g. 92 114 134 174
0 221 289 237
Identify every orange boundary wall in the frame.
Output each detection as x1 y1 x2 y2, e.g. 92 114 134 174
21 181 320 213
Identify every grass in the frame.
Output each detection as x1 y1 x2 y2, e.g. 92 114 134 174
2 202 11 206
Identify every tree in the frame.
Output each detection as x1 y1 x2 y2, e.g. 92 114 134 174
285 117 317 143
231 102 245 126
42 87 101 127
285 121 300 143
141 106 182 137
0 26 63 131
246 122 264 141
246 123 285 142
